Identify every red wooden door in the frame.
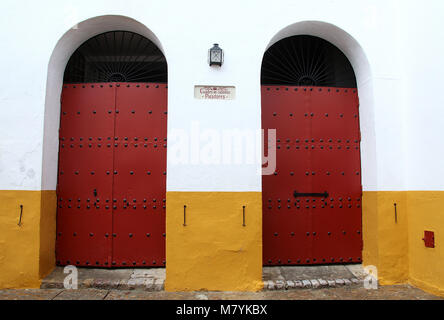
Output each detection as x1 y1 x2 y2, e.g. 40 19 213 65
112 84 167 267
262 86 362 266
56 83 167 268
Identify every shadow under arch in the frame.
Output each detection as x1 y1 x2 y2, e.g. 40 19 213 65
262 20 376 192
42 15 168 191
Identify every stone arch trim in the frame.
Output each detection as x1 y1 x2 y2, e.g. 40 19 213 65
262 20 375 193
42 15 167 191
260 20 376 270
38 15 168 279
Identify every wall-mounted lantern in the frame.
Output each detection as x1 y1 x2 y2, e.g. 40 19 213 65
208 44 224 67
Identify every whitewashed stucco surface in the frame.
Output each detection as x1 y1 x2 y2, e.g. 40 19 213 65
0 0 443 192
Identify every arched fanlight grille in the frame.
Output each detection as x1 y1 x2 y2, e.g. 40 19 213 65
64 31 167 83
261 35 356 88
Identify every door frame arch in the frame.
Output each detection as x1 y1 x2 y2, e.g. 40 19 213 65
260 20 375 267
43 14 168 191
40 15 168 273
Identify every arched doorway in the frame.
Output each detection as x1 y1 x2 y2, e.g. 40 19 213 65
262 35 362 266
56 31 168 268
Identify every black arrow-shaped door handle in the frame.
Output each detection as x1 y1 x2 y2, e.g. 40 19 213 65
294 191 329 198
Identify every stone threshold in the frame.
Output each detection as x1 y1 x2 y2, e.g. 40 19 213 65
262 264 367 291
42 278 166 291
42 264 367 292
41 268 166 291
264 278 363 291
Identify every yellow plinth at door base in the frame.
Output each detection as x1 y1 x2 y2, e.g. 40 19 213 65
165 192 263 292
0 190 56 289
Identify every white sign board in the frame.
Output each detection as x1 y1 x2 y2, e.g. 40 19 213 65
194 86 236 100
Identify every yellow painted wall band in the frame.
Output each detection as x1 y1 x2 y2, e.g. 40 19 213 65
1 189 444 297
0 190 56 288
165 192 263 292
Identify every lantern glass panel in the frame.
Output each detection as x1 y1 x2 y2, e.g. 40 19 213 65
211 49 222 63
209 44 223 66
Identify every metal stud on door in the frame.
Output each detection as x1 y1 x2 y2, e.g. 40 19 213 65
262 86 363 266
56 84 115 267
112 83 167 267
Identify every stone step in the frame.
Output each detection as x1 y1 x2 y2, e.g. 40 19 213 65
263 278 363 291
40 267 165 291
41 277 165 291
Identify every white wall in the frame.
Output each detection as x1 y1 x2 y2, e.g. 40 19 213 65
0 0 442 192
401 1 444 191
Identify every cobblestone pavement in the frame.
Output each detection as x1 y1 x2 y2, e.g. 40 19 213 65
21 265 441 300
263 265 365 290
0 285 441 300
